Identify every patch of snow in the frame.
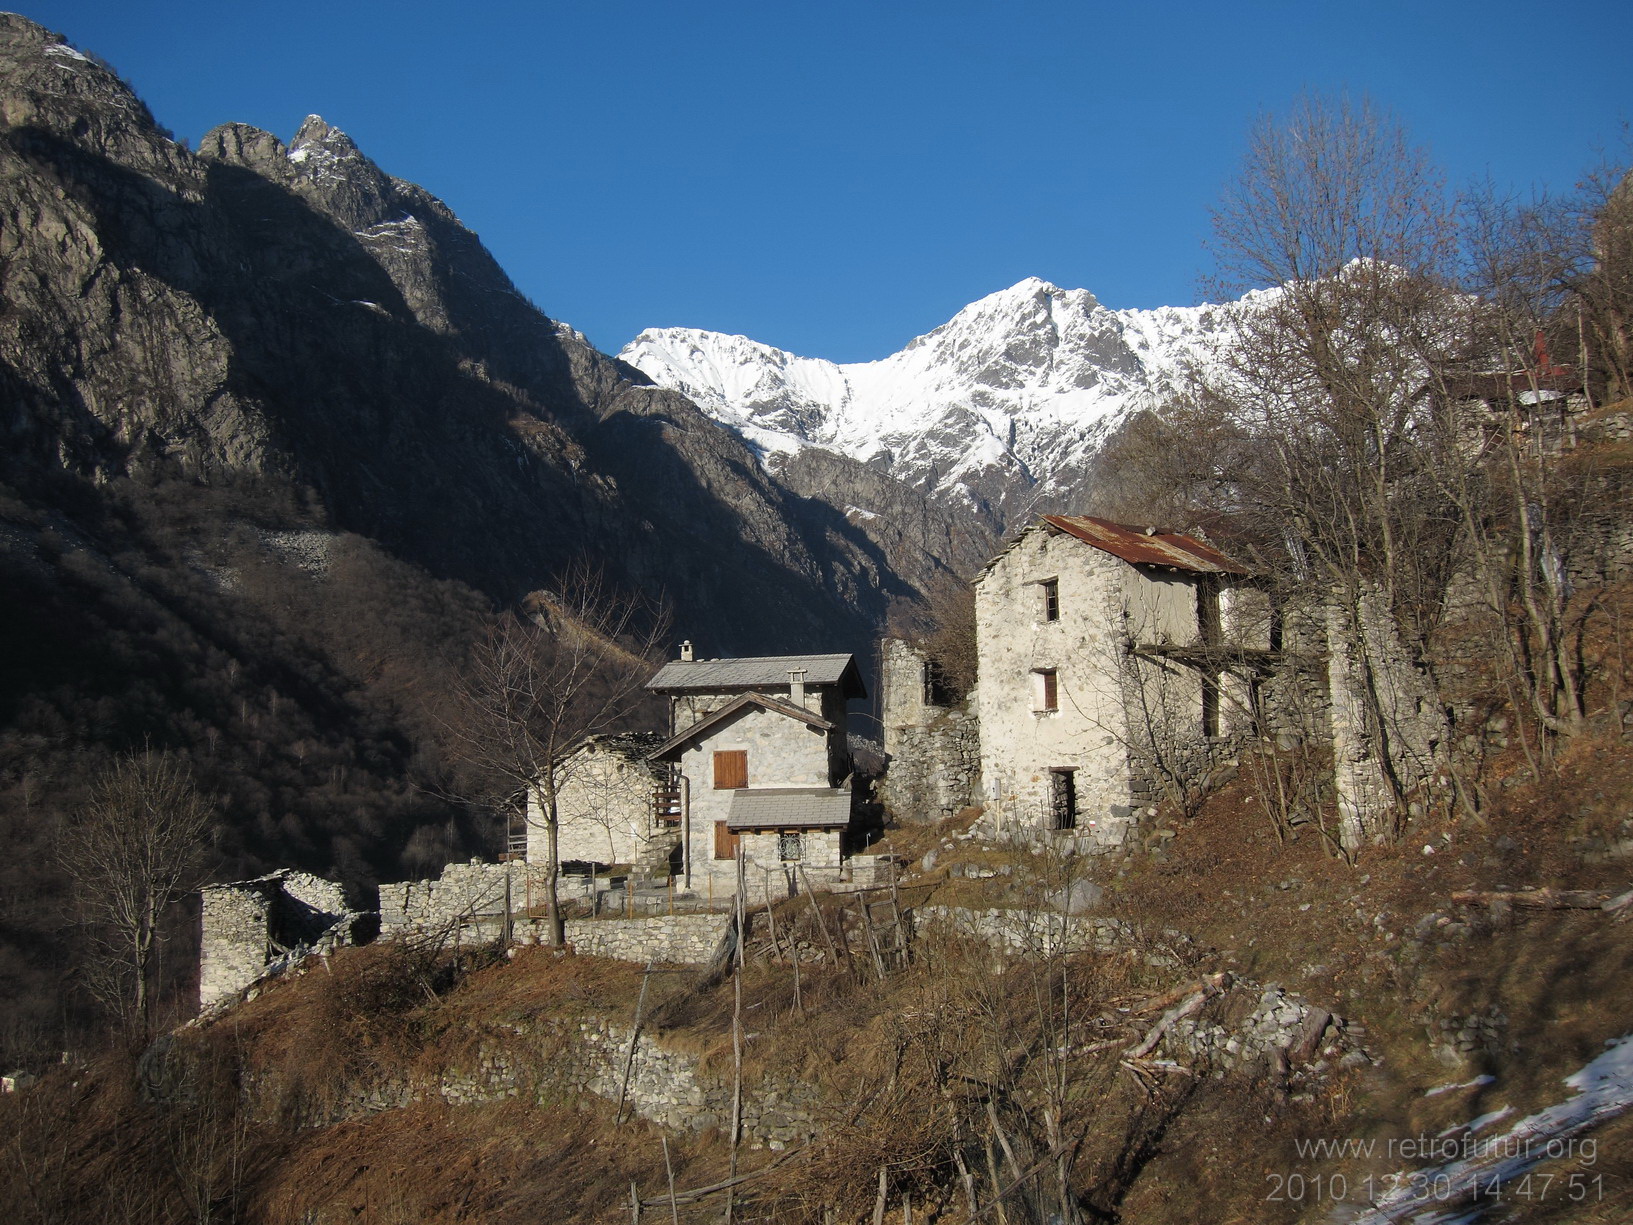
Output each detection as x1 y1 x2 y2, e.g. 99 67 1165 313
1353 1033 1633 1224
45 43 90 62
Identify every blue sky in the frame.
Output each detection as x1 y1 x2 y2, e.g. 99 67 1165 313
15 1 1632 362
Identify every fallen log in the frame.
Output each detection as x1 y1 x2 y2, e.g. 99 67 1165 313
1131 971 1232 1015
1124 990 1209 1060
1451 888 1614 910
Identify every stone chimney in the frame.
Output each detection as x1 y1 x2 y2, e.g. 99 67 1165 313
680 640 694 662
788 668 808 709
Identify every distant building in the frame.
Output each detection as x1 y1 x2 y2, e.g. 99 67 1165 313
645 646 866 900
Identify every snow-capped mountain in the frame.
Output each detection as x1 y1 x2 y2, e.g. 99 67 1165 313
619 278 1241 532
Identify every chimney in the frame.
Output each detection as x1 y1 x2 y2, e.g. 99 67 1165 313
680 640 694 662
788 668 808 710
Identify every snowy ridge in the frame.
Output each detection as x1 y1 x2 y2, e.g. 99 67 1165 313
620 277 1241 521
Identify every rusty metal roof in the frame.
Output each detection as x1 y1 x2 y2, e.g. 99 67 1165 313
1038 515 1245 575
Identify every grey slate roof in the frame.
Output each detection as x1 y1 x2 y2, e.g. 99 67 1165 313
646 653 866 699
648 693 833 762
726 788 853 830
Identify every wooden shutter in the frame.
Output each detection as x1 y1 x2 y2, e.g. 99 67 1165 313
713 821 740 860
713 749 748 790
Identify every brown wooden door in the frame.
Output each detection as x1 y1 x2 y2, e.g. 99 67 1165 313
713 749 748 790
713 821 741 860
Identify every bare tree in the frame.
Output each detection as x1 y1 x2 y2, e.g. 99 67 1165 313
58 751 214 1035
445 563 668 946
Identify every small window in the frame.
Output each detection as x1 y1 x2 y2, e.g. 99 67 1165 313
1049 769 1078 831
921 658 953 707
1197 581 1221 646
713 750 747 790
1040 578 1060 622
713 821 740 860
777 831 803 861
1033 668 1058 713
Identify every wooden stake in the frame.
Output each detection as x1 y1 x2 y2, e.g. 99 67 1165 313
797 864 840 967
662 1134 679 1225
630 1180 641 1224
614 961 654 1124
726 851 746 1224
872 1166 888 1225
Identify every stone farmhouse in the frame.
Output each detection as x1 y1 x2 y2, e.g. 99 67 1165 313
880 512 1458 853
972 515 1270 850
644 646 867 902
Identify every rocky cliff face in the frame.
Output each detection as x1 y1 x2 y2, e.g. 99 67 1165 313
0 14 941 650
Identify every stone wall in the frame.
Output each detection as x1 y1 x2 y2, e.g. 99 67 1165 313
423 1015 818 1148
877 638 981 821
561 913 729 963
531 733 668 871
379 859 532 937
674 700 845 899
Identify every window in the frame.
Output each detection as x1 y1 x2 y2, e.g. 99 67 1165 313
1049 769 1078 831
713 821 741 860
713 749 747 790
921 658 954 707
1033 668 1058 713
1040 577 1060 622
777 831 804 861
1197 581 1221 646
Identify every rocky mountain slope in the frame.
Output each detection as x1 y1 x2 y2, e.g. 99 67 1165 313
0 12 974 1055
0 13 953 649
621 277 1246 535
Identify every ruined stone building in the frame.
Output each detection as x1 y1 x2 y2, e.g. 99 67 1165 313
199 870 358 1010
877 637 981 820
525 732 672 880
644 647 866 901
972 515 1267 850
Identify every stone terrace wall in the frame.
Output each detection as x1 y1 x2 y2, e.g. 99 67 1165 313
432 1016 818 1148
561 913 728 963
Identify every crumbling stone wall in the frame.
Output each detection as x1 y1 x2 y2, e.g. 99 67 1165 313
877 638 980 821
1323 591 1449 849
379 859 533 936
199 870 355 1010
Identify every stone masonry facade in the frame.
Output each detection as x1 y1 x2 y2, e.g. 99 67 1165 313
877 638 980 820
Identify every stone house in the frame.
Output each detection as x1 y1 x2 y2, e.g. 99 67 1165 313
525 732 675 881
973 515 1269 850
645 647 866 901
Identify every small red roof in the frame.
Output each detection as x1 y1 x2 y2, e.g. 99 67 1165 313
1038 515 1245 575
